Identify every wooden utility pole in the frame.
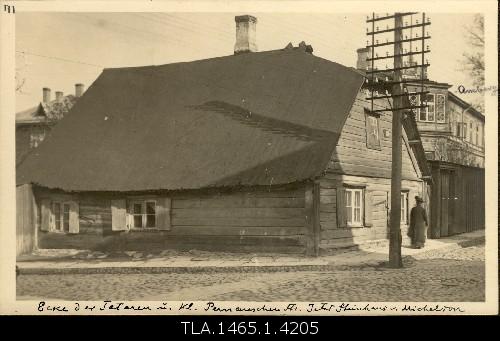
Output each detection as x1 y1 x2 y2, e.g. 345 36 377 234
365 12 430 268
388 13 404 268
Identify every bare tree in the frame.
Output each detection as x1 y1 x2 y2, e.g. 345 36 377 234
461 14 485 111
463 15 484 86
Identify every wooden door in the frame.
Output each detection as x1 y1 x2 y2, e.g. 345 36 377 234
440 171 449 237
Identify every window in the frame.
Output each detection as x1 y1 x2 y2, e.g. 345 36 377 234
29 131 46 148
365 113 381 150
401 192 409 225
409 93 420 117
52 202 71 232
463 122 467 139
456 122 461 137
129 200 157 228
469 122 473 143
345 188 363 227
418 93 435 122
475 125 479 145
436 94 446 123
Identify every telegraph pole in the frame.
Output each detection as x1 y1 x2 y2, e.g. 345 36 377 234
365 12 430 268
389 13 404 268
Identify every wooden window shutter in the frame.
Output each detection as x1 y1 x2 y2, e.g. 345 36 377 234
68 201 80 234
336 186 346 228
157 197 172 230
111 199 128 231
40 199 52 232
364 191 373 227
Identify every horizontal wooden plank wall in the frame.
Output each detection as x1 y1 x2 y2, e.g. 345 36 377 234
36 186 307 253
169 187 307 252
319 173 423 249
328 95 420 181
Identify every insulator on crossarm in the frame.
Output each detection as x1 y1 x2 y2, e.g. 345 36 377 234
375 77 379 83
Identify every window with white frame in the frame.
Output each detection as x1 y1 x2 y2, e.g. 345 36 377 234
129 200 157 228
345 188 363 227
436 94 446 123
365 114 381 150
401 192 409 225
419 93 435 122
52 201 71 232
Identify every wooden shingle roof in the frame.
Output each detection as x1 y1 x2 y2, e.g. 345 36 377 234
17 47 364 191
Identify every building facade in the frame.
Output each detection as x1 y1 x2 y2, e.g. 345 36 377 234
16 84 85 166
16 16 430 256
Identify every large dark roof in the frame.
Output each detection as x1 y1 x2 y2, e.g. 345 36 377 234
17 48 364 192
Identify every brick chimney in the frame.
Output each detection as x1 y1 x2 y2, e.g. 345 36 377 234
234 15 258 54
42 87 51 103
55 91 64 103
75 83 85 97
356 47 371 71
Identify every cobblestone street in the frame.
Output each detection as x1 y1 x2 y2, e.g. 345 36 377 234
17 244 485 302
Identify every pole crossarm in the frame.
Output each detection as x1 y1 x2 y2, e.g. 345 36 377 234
367 36 431 48
370 104 428 114
366 12 418 23
366 63 430 74
366 50 430 62
365 90 429 101
367 22 431 35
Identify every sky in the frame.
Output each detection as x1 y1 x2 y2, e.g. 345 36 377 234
15 12 482 112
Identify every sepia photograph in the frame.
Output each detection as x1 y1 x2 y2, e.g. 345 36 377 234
0 0 498 316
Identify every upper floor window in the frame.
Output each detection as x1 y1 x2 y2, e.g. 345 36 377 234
436 94 446 123
365 111 381 150
456 122 461 137
469 122 473 143
417 93 435 122
30 131 46 148
475 125 479 145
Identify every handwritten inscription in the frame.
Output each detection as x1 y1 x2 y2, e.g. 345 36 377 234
35 300 466 314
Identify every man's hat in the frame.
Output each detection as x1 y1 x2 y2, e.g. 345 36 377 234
415 196 424 203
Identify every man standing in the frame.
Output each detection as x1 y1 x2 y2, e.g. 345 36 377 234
408 196 428 249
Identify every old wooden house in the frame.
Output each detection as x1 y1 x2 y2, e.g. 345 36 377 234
16 15 430 256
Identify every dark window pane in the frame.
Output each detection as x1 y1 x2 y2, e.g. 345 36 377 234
146 214 156 228
134 215 142 228
133 203 142 214
146 202 156 214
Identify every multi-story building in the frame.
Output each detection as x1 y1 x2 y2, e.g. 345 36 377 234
16 84 85 166
356 46 485 238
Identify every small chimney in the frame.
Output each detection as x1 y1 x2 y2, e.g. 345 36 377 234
356 47 372 71
75 83 85 97
42 87 51 103
234 15 258 54
55 91 64 103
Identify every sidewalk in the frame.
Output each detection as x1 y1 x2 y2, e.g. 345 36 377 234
17 230 484 275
